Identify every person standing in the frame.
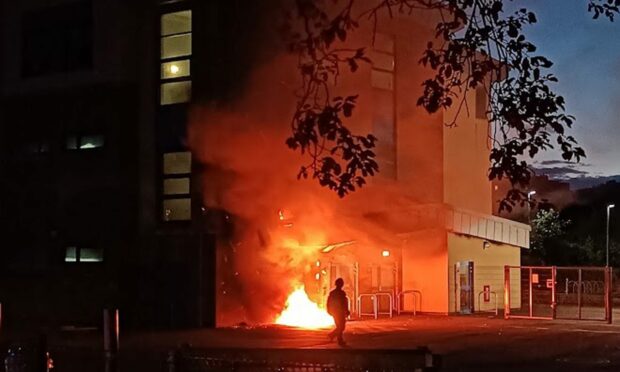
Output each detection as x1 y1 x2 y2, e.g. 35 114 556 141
327 278 349 346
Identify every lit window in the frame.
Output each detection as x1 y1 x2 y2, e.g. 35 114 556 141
79 135 105 149
161 10 191 36
80 248 104 262
161 59 190 79
65 246 77 262
163 177 190 195
161 81 191 105
65 246 103 263
163 151 191 174
66 135 105 150
160 10 192 105
163 198 191 221
161 33 192 59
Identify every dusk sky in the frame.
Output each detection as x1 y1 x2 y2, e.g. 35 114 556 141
513 1 620 184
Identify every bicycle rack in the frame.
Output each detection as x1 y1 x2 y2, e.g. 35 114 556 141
396 290 421 316
477 290 498 316
375 292 394 318
357 293 378 319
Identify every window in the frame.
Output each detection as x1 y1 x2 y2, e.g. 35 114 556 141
163 151 191 174
160 10 192 105
24 141 50 154
161 81 192 105
163 198 191 221
162 151 191 221
370 33 395 91
65 246 103 263
371 33 396 178
66 134 104 150
22 1 93 77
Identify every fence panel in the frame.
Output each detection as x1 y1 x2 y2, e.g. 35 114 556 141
505 266 612 322
556 267 607 321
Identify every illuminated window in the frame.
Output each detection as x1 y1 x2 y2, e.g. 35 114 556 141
160 10 192 105
65 246 103 263
161 81 192 105
66 134 104 150
163 177 190 195
162 151 191 222
161 10 191 36
163 198 191 221
161 59 190 79
163 151 191 174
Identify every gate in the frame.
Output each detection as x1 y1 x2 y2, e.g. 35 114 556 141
504 266 613 323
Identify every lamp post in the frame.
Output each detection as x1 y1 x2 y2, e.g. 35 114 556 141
606 204 615 267
527 191 536 225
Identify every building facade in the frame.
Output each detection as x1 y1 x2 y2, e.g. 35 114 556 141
0 0 529 328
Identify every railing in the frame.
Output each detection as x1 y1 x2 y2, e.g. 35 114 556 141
357 293 394 319
376 292 393 318
357 293 378 319
396 290 421 316
167 347 441 372
477 290 498 316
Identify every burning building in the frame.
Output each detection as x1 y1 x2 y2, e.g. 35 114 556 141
0 0 529 329
187 1 531 325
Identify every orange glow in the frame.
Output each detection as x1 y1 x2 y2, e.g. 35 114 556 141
275 286 334 329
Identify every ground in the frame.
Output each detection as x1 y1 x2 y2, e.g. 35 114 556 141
4 314 620 371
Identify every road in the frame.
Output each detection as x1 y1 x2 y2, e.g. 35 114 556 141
4 315 620 371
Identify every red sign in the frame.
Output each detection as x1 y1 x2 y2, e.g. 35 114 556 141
546 279 553 289
483 285 490 302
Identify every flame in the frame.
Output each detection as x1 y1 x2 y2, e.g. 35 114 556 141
275 286 334 329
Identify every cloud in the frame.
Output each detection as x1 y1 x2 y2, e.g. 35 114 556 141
536 160 591 167
532 166 589 179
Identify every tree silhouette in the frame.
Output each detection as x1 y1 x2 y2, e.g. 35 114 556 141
283 0 618 209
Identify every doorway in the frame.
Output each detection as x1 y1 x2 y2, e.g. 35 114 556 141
456 261 474 314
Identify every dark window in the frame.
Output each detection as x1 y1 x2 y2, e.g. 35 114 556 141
22 1 93 77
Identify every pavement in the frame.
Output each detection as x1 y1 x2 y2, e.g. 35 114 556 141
5 314 620 371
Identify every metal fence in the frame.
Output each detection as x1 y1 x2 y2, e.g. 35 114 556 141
169 347 441 372
504 266 612 323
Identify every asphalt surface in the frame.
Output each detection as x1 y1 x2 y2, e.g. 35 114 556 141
5 314 620 371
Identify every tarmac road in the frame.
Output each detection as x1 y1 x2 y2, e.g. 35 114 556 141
5 314 620 371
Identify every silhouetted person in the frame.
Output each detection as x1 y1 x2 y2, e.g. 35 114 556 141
327 278 349 346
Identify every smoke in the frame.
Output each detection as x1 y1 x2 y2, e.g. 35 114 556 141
188 47 417 325
186 1 449 326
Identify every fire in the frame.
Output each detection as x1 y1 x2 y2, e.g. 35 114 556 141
275 286 334 329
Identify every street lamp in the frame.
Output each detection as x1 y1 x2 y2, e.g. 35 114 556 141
607 204 615 267
527 191 536 225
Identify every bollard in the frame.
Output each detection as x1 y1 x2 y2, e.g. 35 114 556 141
103 309 119 372
166 350 177 372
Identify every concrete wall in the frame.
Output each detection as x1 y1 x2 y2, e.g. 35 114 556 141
401 229 449 314
447 232 521 313
443 89 493 215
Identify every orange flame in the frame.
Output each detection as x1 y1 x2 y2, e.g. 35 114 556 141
275 286 334 329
